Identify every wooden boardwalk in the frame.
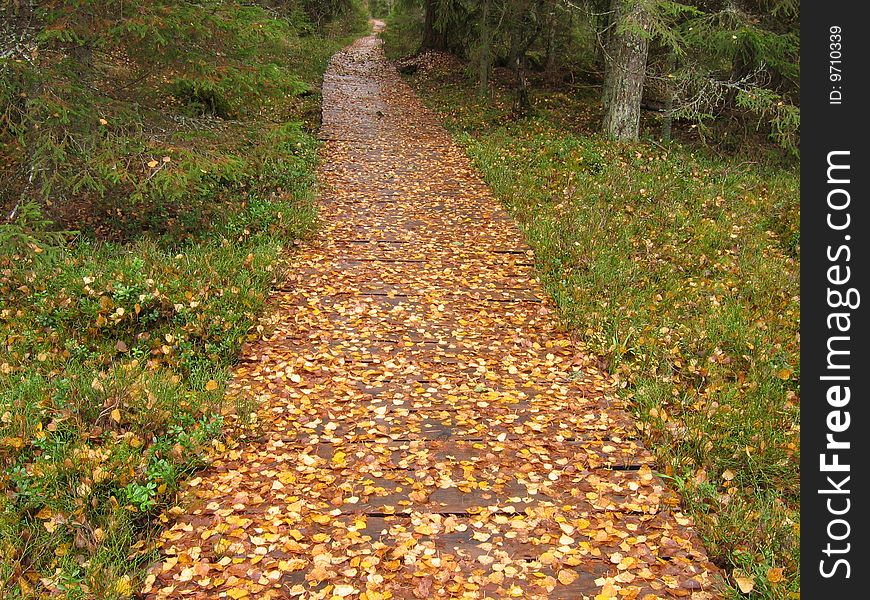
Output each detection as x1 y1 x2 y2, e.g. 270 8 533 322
144 32 721 600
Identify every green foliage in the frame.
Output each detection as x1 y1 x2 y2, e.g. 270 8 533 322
168 78 235 119
382 3 426 60
0 202 75 261
734 87 800 156
0 0 354 239
654 1 801 154
369 0 396 19
0 59 35 138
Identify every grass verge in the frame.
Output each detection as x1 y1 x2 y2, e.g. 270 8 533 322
0 3 368 597
393 48 800 599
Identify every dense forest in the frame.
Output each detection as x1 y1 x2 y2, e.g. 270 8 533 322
1 1 799 599
373 0 799 153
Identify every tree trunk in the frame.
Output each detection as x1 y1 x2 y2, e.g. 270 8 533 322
513 56 530 115
508 0 532 115
478 0 491 97
602 0 651 140
593 0 612 80
422 0 446 51
661 52 675 142
544 4 557 75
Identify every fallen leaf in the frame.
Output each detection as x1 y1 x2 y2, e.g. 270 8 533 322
735 574 755 594
766 567 784 583
333 584 355 597
557 569 579 585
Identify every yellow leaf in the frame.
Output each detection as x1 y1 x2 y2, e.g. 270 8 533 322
766 567 785 583
777 368 792 380
227 589 250 599
735 574 755 594
594 584 616 600
147 160 159 168
279 559 305 572
205 380 219 391
110 409 121 423
557 569 578 585
1 436 24 450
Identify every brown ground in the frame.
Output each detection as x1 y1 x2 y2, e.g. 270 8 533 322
142 32 721 600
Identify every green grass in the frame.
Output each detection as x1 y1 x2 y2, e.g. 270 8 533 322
394 49 800 599
0 2 368 596
1 210 309 597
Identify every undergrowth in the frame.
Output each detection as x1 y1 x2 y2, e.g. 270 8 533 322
0 1 368 597
394 41 800 600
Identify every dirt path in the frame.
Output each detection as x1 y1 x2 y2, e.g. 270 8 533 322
144 33 720 600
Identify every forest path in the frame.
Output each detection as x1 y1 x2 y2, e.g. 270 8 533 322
143 33 720 600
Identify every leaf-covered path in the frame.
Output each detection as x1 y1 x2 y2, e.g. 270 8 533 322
144 31 721 600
